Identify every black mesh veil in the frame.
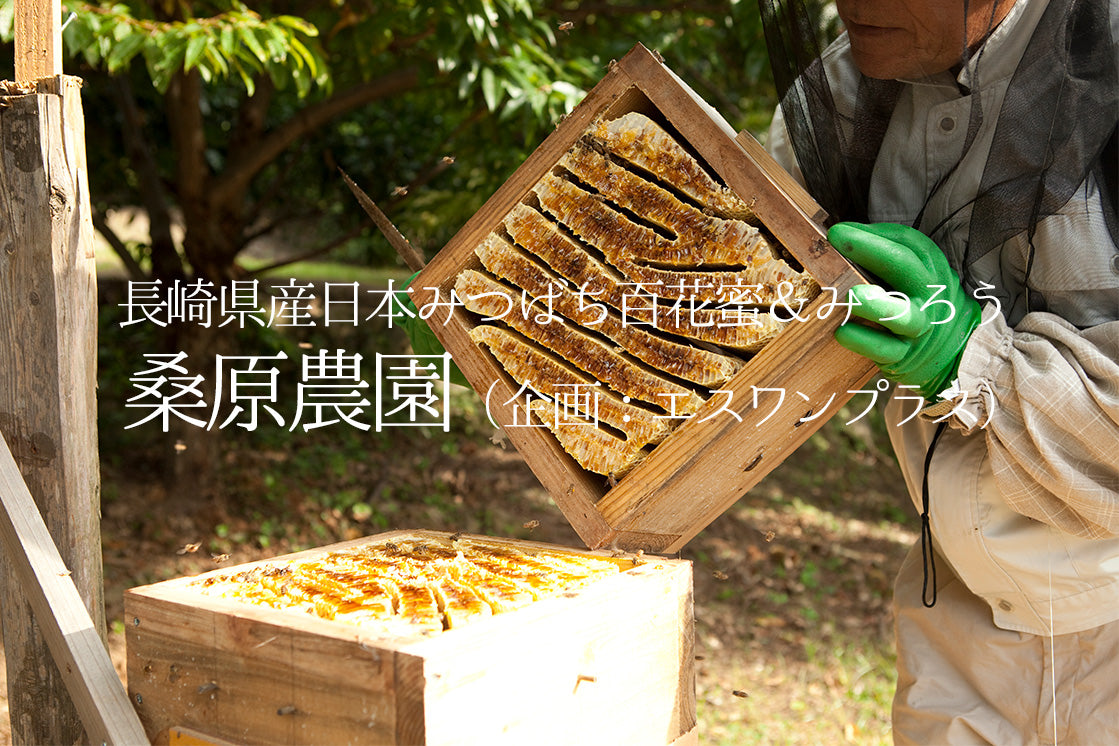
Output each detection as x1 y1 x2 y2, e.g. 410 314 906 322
759 0 1118 608
760 0 902 223
759 0 1119 317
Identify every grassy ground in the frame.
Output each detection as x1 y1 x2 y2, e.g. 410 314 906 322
1 274 917 744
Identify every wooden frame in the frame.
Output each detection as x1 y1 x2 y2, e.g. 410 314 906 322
126 530 695 746
412 44 875 553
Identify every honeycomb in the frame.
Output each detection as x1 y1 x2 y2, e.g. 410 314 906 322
194 536 626 636
453 111 819 478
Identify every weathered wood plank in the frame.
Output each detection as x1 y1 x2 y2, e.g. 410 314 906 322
0 76 105 744
14 0 62 81
0 433 148 745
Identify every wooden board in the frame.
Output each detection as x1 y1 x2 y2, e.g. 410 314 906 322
0 74 107 744
411 44 876 553
126 530 695 746
0 432 147 745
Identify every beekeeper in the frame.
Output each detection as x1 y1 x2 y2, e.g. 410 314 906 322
761 0 1119 741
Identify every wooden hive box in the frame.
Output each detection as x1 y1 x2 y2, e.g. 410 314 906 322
125 530 695 746
411 44 875 554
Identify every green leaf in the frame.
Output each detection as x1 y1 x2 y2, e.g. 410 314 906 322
61 15 95 60
274 14 319 37
261 25 287 61
204 46 228 77
287 36 316 76
240 26 268 63
235 62 257 97
111 17 131 42
0 3 15 41
105 30 146 72
219 25 235 56
183 33 208 71
479 66 500 111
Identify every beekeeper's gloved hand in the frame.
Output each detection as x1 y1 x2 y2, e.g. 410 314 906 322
395 271 470 388
827 222 981 400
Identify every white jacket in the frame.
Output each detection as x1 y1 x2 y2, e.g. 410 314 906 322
768 0 1119 635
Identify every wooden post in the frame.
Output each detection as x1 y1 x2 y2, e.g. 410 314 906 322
13 0 62 82
1 2 111 743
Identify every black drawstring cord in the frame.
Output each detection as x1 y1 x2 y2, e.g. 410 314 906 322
920 421 950 608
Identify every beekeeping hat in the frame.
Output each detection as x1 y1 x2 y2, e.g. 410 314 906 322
759 0 1118 320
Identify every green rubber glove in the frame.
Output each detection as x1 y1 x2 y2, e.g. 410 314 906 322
395 272 470 388
827 222 981 400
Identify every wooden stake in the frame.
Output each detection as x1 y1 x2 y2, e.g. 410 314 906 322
0 433 147 745
340 168 427 271
14 0 62 81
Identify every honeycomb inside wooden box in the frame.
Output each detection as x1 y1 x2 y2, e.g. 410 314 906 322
125 531 695 746
456 109 822 480
412 45 874 553
192 532 633 637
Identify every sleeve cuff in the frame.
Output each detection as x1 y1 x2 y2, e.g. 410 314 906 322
920 303 1008 433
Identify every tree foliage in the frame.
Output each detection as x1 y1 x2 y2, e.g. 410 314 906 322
60 2 323 95
2 0 782 281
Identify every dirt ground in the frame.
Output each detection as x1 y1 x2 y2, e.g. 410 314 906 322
0 391 916 745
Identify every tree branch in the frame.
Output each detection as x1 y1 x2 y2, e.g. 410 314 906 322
212 67 423 207
246 222 367 277
91 209 146 281
381 105 487 208
240 139 311 234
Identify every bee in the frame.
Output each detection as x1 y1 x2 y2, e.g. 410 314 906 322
763 530 776 542
448 532 464 542
713 570 728 581
732 689 748 699
522 520 540 531
211 553 230 564
176 541 201 555
558 21 574 31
